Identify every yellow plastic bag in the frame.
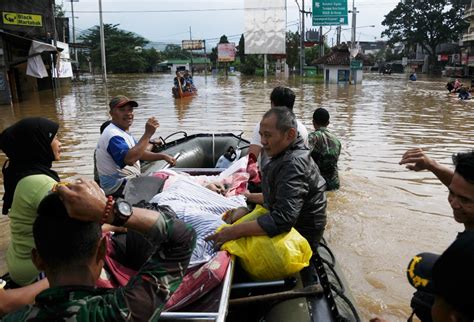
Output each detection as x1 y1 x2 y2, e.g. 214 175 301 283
220 205 313 281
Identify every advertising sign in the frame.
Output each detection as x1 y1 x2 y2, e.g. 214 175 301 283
438 54 449 62
312 0 348 26
2 12 42 27
182 40 205 50
218 43 236 62
244 0 286 54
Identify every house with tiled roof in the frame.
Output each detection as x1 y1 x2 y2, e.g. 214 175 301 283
313 43 367 84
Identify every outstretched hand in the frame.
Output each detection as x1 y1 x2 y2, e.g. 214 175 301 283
56 178 107 223
399 148 434 172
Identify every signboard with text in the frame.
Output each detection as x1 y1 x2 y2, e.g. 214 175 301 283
182 40 205 50
217 43 236 62
350 60 363 70
2 12 42 27
312 0 348 26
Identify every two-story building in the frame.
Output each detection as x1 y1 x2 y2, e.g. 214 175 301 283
0 0 68 105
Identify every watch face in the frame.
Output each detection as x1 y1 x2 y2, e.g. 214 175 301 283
118 201 132 216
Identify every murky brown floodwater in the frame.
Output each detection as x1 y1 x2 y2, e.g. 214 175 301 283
0 72 471 321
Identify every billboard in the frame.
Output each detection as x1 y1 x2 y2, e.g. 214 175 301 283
244 0 286 54
218 43 236 62
312 0 348 26
182 40 205 50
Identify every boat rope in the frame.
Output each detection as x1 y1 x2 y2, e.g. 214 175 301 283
318 240 336 267
317 239 361 322
212 133 216 165
329 283 361 322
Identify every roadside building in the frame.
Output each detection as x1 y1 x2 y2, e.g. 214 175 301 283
0 0 69 105
461 1 474 78
157 58 210 73
313 43 367 84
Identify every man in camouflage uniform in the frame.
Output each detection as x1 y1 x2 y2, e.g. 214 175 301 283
2 179 195 321
308 108 342 191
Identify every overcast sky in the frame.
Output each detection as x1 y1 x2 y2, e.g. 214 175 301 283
64 0 400 48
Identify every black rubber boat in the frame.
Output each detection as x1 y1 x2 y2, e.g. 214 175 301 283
135 131 361 322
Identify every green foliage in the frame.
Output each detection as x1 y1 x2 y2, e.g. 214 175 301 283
381 0 468 69
142 48 163 72
305 44 330 65
240 55 263 75
162 44 189 60
79 24 154 73
219 35 229 44
54 2 65 17
286 31 300 70
238 34 245 63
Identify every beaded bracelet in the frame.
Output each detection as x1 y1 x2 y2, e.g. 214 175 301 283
101 196 114 225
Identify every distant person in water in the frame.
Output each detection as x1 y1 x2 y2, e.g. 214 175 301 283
458 87 471 100
308 108 342 191
409 73 417 81
95 95 176 197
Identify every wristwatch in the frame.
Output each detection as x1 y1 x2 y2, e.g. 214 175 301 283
112 198 133 227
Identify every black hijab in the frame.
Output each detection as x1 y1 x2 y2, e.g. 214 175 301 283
0 117 61 214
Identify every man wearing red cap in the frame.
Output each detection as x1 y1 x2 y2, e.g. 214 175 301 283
96 95 176 196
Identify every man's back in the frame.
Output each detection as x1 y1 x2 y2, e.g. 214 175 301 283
308 128 341 190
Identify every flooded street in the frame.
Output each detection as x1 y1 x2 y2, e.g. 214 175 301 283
0 72 471 321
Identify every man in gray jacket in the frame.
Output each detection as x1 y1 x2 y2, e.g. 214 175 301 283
207 107 327 251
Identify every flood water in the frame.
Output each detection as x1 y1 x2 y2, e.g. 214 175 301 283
0 72 471 321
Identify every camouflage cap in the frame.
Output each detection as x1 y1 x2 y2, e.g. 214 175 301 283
109 95 138 110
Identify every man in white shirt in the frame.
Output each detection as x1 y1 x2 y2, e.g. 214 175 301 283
96 95 176 197
248 86 308 168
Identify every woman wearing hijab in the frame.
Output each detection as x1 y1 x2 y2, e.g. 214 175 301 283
0 117 61 286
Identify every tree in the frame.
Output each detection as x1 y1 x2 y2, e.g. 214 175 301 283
286 31 300 70
162 44 189 60
79 24 151 73
381 0 468 71
219 35 229 44
238 34 245 63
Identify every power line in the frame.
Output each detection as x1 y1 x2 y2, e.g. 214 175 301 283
73 7 287 14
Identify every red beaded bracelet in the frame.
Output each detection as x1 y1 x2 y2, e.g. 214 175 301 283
101 196 114 225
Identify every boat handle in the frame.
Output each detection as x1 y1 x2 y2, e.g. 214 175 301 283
162 152 181 170
162 131 188 145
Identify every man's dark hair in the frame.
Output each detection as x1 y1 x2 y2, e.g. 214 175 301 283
270 86 296 110
33 193 101 271
433 232 474 320
452 151 474 184
262 106 297 133
313 108 330 126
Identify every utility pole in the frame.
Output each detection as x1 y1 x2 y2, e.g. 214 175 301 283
349 0 358 84
189 26 194 74
336 25 341 45
298 0 305 76
98 0 107 84
69 0 78 65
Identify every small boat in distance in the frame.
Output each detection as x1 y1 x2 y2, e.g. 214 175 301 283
172 86 197 99
173 71 197 99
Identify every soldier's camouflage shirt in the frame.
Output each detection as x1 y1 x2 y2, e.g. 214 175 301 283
308 127 342 191
2 213 196 322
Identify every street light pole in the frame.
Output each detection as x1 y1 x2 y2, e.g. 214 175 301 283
296 0 305 76
70 0 78 65
98 0 107 83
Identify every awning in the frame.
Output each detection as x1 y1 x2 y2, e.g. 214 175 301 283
0 30 63 78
